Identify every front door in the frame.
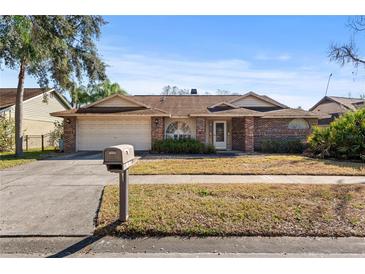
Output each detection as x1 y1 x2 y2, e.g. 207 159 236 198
213 121 227 149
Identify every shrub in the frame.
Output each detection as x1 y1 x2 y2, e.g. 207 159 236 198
0 118 15 152
152 138 216 154
48 121 64 149
260 139 305 154
307 108 365 161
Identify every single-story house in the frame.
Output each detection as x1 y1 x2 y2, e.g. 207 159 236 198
52 90 318 153
0 88 70 147
310 96 365 125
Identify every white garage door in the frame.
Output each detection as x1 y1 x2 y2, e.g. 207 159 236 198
77 117 151 151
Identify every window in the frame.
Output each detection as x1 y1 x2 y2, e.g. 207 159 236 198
166 121 192 140
288 119 309 129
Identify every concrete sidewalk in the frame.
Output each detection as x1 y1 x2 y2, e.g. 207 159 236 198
1 236 364 258
128 175 365 185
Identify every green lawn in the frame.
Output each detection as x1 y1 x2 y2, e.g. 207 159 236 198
0 147 56 170
96 183 365 237
130 155 365 176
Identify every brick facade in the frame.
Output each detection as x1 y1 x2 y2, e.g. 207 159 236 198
231 117 255 152
254 118 317 150
63 117 76 153
151 117 165 143
244 117 255 152
196 118 206 143
232 117 245 150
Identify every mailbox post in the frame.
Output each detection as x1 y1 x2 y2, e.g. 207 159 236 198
103 144 136 222
119 170 128 221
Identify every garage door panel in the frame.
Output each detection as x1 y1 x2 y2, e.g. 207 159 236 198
77 117 151 151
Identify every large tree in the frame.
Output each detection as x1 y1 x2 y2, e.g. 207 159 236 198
0 16 107 155
329 16 365 68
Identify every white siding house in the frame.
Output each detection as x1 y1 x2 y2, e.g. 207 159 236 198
0 88 70 147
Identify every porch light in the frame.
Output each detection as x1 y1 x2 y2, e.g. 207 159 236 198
154 118 159 126
65 118 71 124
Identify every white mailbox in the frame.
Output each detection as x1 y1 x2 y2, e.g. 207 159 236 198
103 144 137 222
103 144 136 172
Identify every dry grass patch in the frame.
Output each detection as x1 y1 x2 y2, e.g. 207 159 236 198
130 155 365 176
96 184 365 237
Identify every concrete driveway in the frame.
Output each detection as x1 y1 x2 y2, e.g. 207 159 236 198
0 152 117 236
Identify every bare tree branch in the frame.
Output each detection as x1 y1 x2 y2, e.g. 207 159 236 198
329 16 365 68
347 16 365 32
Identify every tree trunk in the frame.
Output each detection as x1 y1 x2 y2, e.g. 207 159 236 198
15 61 26 156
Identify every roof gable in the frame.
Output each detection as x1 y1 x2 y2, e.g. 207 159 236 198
85 94 150 109
0 88 44 109
310 96 365 111
208 101 238 109
0 88 70 110
229 92 287 108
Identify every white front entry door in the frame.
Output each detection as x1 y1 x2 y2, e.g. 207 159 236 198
213 121 227 149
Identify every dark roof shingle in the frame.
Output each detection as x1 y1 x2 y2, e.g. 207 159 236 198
52 92 317 118
0 88 47 109
262 108 318 118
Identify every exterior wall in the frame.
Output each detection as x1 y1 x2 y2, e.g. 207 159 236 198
22 119 58 135
231 117 245 151
311 101 347 117
254 118 318 150
196 118 206 143
1 91 66 135
244 117 255 152
151 117 165 144
232 95 275 108
63 117 76 153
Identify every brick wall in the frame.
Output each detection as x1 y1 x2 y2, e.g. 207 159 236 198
196 118 206 143
244 117 255 152
232 117 245 150
151 117 165 144
63 117 76 153
254 118 317 150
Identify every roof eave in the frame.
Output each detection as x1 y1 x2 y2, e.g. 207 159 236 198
51 112 171 118
189 114 262 117
262 115 319 119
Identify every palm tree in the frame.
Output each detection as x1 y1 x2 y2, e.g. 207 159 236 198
90 80 127 102
69 84 90 108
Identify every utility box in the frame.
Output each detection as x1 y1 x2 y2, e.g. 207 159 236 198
103 144 137 222
103 144 135 172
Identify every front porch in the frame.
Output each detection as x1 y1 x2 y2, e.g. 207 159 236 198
152 116 256 152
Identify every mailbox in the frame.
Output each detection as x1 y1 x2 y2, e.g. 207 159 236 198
103 144 137 222
103 144 136 173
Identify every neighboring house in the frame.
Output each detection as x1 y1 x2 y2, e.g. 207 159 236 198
52 92 318 152
310 96 365 125
52 90 318 153
0 88 71 137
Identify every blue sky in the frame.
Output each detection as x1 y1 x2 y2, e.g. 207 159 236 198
1 16 364 109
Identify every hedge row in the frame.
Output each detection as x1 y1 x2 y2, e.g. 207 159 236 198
152 139 216 154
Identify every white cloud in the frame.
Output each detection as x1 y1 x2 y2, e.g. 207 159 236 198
103 51 364 109
254 53 291 61
2 48 363 110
